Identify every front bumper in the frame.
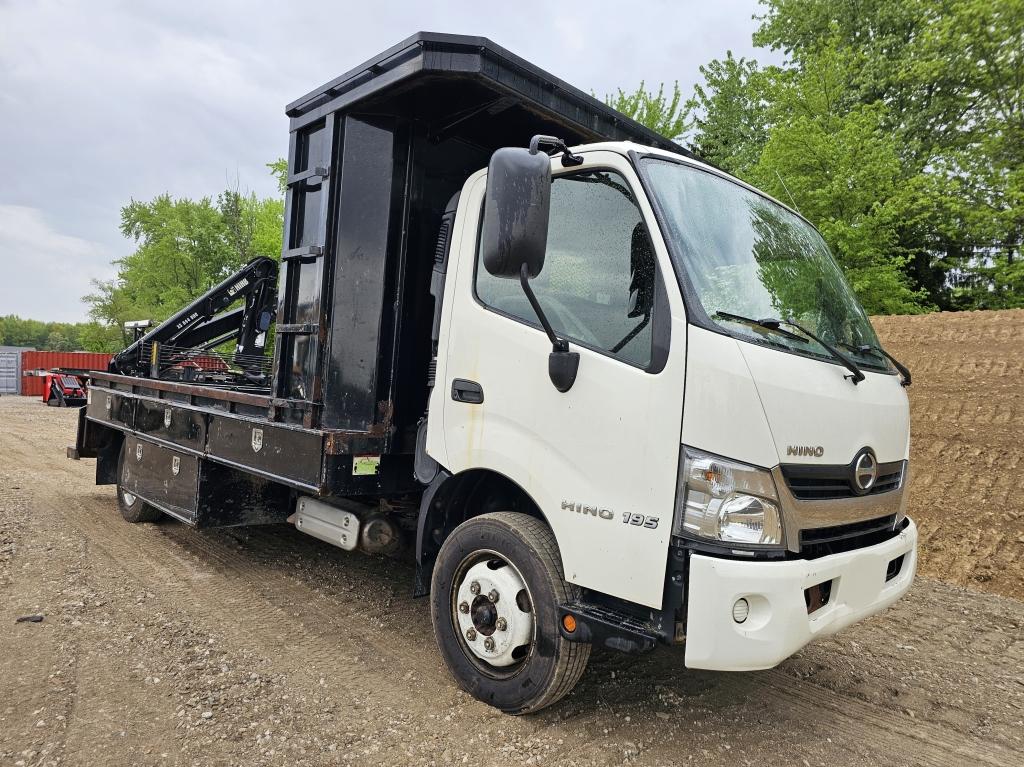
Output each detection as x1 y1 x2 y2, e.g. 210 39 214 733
684 518 917 670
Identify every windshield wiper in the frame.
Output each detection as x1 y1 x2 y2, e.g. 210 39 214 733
836 341 912 387
714 311 807 343
715 311 865 385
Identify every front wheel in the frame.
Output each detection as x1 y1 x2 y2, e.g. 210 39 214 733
430 512 590 714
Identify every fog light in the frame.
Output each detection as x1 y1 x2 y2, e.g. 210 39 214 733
732 598 749 624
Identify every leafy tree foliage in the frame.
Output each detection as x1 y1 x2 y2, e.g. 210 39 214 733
606 82 688 141
612 0 1022 313
0 315 108 350
748 40 929 313
685 52 771 177
85 183 284 348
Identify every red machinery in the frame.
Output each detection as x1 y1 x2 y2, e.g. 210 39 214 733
43 373 87 407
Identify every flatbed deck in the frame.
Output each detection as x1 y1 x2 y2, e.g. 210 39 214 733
79 373 418 507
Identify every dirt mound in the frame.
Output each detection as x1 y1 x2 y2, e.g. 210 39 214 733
873 308 1024 600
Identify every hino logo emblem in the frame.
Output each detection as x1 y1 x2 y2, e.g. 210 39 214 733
135 443 143 461
251 427 264 453
787 445 824 457
562 500 614 520
171 456 180 476
852 449 878 493
164 408 172 428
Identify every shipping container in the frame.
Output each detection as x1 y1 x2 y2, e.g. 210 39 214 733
21 351 112 375
0 345 31 394
20 351 112 397
20 376 45 397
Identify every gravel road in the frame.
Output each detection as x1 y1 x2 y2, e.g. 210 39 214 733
2 397 1022 767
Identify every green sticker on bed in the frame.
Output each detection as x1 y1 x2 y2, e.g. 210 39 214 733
352 455 381 476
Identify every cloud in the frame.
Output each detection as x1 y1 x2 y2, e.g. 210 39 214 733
0 205 115 323
0 0 778 324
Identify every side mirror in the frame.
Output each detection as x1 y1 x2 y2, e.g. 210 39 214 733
481 141 579 393
481 147 551 279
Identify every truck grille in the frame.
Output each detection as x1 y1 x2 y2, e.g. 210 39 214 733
781 460 905 500
799 514 900 558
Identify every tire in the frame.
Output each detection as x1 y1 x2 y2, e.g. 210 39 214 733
430 512 590 714
115 441 161 523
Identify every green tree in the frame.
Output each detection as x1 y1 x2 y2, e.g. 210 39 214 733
606 81 687 141
0 315 115 351
44 330 73 351
685 52 772 177
608 0 1021 312
748 41 930 313
86 177 284 340
917 0 1024 308
77 321 124 353
749 0 1023 310
268 159 287 195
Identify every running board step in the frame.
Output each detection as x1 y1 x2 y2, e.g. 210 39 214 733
557 601 659 654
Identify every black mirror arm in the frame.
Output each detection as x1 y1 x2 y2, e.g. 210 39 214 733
529 134 584 167
520 263 568 352
519 263 579 392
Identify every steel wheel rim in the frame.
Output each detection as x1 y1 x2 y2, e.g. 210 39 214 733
450 548 536 680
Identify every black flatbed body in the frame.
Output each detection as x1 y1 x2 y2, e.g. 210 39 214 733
82 372 406 495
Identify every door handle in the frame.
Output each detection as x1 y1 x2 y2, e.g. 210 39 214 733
451 378 484 404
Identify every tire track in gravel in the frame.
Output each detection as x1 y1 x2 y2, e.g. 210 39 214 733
3 426 635 765
738 671 1010 767
3 429 442 710
3 419 442 695
54 487 442 709
0 460 83 767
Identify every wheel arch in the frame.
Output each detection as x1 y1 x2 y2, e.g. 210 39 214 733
414 467 552 596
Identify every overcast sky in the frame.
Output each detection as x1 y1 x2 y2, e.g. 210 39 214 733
0 0 774 323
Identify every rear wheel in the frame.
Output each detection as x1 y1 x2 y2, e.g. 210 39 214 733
430 512 589 714
116 442 161 523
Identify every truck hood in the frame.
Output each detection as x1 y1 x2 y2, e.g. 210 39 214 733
737 341 910 465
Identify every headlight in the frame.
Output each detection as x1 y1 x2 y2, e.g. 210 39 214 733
673 447 784 548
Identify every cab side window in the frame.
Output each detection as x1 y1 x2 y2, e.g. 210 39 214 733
476 170 657 368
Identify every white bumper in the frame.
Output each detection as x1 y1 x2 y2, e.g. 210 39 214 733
684 519 918 670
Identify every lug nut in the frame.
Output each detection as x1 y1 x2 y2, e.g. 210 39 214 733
496 617 507 631
488 589 499 603
466 628 477 641
483 637 495 651
469 581 481 595
458 601 470 614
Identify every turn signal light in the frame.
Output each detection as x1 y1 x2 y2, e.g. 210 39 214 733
561 614 577 633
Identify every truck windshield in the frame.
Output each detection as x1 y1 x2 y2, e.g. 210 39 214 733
640 158 890 373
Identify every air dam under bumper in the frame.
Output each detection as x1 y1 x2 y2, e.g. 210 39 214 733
684 519 917 671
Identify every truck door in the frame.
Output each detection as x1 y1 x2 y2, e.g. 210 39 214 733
435 151 687 609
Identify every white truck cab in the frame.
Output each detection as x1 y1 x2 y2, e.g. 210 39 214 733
424 138 916 706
